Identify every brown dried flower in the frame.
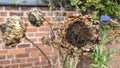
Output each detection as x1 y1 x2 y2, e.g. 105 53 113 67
1 16 26 46
59 14 101 57
28 8 45 27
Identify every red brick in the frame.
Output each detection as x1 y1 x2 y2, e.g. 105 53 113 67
27 27 37 32
30 37 38 42
27 57 39 62
52 17 64 21
36 43 43 47
42 22 50 27
11 58 26 63
47 12 52 16
3 65 11 68
21 7 32 10
0 65 3 68
15 53 29 58
10 12 23 16
26 33 35 37
20 63 33 68
0 12 7 16
0 17 5 22
107 53 120 68
38 7 49 11
41 61 50 65
4 64 18 68
30 52 38 57
35 32 49 37
42 65 51 68
8 48 25 55
0 55 6 60
34 61 47 66
36 47 52 55
45 51 51 55
11 64 19 68
25 37 37 43
25 48 38 53
0 39 2 44
0 50 8 55
0 60 10 65
7 55 14 59
41 46 52 52
31 66 41 68
2 45 16 49
41 56 48 61
34 61 41 66
5 6 18 10
45 17 51 21
39 27 50 31
0 6 3 10
38 52 43 56
18 44 31 48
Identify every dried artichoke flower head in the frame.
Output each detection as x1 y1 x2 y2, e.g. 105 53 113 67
59 14 100 57
1 16 26 46
28 8 45 27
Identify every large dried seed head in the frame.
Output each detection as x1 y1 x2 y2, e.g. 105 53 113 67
59 14 100 57
1 16 26 46
65 21 92 48
28 8 45 27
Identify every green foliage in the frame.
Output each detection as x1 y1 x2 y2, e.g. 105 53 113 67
48 3 56 9
91 44 107 68
64 56 78 68
70 0 79 6
91 44 118 68
70 0 120 18
91 22 119 68
12 0 18 6
92 11 99 19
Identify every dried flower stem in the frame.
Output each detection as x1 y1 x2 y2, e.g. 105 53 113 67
43 17 55 36
25 36 53 67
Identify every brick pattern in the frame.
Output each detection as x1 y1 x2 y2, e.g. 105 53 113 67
0 6 74 68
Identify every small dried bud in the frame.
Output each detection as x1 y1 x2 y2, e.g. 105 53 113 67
28 8 45 27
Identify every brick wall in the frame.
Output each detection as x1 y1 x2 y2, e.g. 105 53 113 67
0 6 120 68
0 6 75 68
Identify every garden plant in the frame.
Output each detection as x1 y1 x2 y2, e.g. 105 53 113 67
0 0 120 68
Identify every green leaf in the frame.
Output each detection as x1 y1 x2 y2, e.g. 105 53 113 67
95 4 105 9
49 4 55 9
70 0 77 6
92 11 99 19
82 6 86 11
103 56 107 63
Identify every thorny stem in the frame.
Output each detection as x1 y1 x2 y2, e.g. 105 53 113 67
63 54 69 68
25 36 53 67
